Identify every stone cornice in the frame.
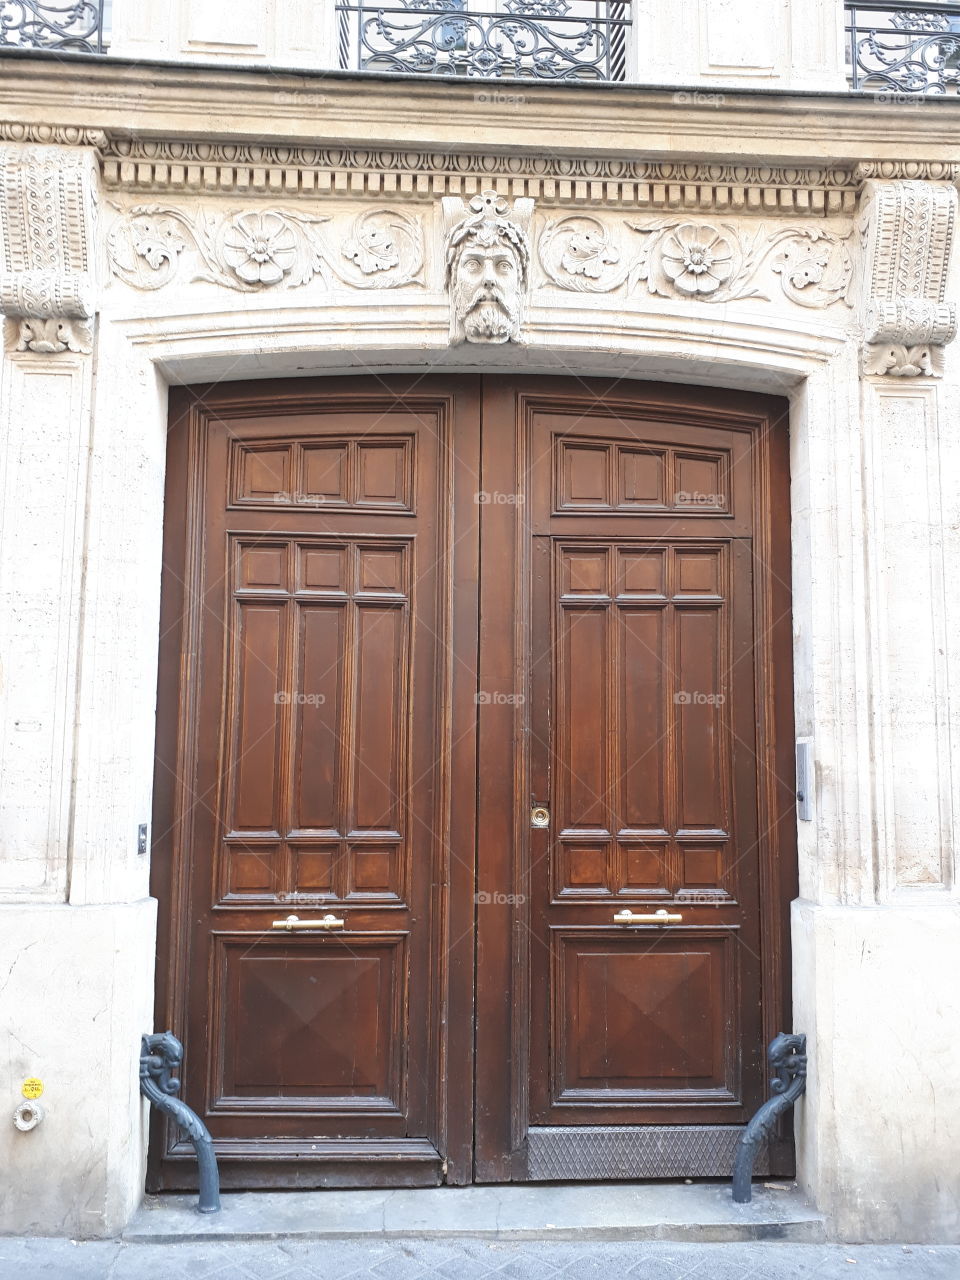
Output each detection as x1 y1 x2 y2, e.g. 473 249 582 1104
1 54 959 168
0 56 958 215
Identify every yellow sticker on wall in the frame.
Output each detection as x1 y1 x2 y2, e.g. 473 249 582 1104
21 1078 43 1100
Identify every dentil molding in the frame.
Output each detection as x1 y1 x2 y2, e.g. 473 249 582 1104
98 140 861 215
0 143 98 354
858 179 958 377
3 119 960 213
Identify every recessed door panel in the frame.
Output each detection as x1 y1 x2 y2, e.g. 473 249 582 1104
553 930 737 1104
211 933 405 1111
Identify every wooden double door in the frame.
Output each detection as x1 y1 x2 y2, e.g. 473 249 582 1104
152 375 796 1191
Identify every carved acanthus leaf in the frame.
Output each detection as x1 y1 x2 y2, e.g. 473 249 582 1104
863 342 944 378
4 316 92 355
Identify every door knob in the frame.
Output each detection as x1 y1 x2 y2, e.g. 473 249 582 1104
613 908 683 925
271 914 345 931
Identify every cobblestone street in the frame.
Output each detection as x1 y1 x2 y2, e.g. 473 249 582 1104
1 1239 959 1280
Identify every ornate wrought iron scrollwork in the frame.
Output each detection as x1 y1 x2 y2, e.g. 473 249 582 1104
846 2 960 94
0 1 105 52
732 1032 807 1203
336 1 631 81
139 1032 221 1214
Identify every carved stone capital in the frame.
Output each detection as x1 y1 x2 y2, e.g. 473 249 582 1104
442 190 534 345
858 179 957 378
0 143 99 354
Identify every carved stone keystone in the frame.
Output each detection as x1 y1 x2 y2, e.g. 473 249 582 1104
442 190 533 345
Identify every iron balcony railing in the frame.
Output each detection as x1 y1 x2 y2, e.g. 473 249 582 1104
335 1 631 81
5 1 960 97
846 2 960 92
0 0 105 52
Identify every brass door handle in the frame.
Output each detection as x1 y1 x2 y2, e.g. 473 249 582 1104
613 908 683 925
271 914 345 932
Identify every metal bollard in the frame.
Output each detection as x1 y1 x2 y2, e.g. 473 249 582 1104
732 1032 807 1204
139 1031 221 1214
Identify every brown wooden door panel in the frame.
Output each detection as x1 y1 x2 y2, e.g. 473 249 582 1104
550 928 739 1105
153 374 794 1191
475 379 794 1180
152 378 481 1190
209 931 407 1114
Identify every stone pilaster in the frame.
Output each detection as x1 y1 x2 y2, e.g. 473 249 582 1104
0 144 99 900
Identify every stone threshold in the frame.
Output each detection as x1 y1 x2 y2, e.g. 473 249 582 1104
125 1182 825 1244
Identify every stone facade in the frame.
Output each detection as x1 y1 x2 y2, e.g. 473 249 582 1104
1 8 959 1244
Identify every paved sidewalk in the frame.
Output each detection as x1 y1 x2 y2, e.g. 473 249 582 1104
0 1239 958 1279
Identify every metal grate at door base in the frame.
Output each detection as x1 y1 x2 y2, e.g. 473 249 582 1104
526 1125 770 1180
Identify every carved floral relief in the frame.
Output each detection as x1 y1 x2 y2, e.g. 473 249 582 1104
107 205 425 293
537 214 855 309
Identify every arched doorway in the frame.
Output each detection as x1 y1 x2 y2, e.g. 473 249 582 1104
150 374 796 1190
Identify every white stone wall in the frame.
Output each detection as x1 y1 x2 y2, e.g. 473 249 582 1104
108 0 846 91
110 0 333 70
0 125 958 1243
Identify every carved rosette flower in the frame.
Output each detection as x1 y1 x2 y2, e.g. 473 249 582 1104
221 212 298 286
659 224 735 295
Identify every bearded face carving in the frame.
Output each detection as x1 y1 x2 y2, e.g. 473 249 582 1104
443 191 533 345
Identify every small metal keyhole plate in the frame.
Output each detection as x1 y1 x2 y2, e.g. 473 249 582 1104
531 805 550 829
